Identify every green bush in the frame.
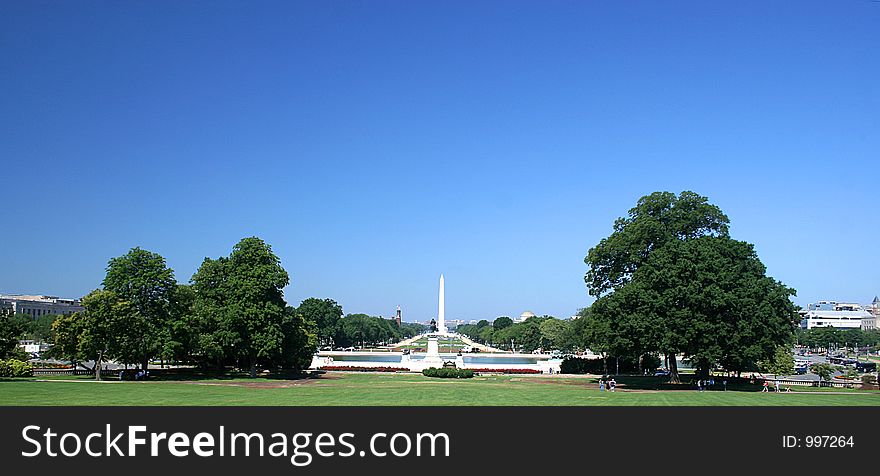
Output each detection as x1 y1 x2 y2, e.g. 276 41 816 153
422 367 474 379
0 359 33 377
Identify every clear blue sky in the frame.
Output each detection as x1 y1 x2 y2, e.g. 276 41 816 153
1 1 877 322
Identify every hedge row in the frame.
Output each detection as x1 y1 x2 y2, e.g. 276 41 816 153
423 367 474 379
0 359 33 377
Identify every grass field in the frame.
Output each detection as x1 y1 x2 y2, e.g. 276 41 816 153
2 373 879 406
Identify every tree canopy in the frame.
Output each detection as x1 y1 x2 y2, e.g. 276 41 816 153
585 191 729 297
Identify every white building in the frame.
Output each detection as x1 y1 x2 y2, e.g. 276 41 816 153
517 310 537 322
799 300 875 330
0 294 83 318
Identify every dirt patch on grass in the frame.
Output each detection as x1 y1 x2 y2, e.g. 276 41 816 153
183 376 339 389
515 378 595 387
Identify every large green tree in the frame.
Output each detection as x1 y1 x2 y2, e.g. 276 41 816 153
585 192 797 383
102 247 177 370
191 237 303 377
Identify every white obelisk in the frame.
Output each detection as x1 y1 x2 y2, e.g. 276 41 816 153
438 274 447 334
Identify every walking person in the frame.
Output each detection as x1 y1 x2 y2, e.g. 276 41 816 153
599 378 605 391
774 379 780 393
609 377 616 392
762 380 769 392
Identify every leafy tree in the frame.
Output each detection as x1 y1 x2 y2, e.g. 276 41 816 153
7 313 57 343
192 237 291 377
78 290 131 380
810 362 835 383
190 255 233 367
477 326 495 346
493 316 513 330
585 192 797 383
333 313 402 348
102 247 177 370
760 346 795 376
629 237 797 379
455 324 481 342
296 298 343 346
278 306 317 371
539 318 569 351
399 321 427 338
161 284 197 365
48 312 85 367
29 314 57 342
0 315 25 358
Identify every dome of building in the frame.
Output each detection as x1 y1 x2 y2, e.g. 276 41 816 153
519 311 536 321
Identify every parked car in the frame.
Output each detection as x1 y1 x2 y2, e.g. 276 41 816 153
855 362 876 373
655 369 670 376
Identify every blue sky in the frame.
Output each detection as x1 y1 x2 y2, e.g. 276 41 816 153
1 1 877 322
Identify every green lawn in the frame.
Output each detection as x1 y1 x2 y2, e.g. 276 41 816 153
396 336 467 352
2 373 879 406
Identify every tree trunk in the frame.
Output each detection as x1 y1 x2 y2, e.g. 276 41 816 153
249 358 257 378
668 353 681 384
696 361 710 380
95 352 103 381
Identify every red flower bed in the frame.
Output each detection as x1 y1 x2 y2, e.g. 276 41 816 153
469 368 542 374
320 366 409 372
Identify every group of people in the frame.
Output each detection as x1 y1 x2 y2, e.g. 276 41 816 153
696 378 727 391
117 369 149 381
761 379 793 393
598 377 617 392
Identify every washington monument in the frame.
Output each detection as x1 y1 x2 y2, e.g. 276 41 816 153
438 274 448 334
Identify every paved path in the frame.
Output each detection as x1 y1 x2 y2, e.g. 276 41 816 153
456 334 507 353
390 333 507 353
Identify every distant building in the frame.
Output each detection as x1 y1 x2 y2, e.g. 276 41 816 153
862 296 880 330
0 294 83 318
799 300 874 330
517 311 537 322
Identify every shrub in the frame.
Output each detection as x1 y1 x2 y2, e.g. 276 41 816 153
423 367 474 379
0 359 33 377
